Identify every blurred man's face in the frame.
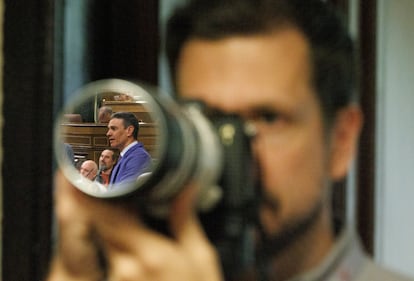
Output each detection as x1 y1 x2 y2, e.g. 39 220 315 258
99 149 115 171
177 29 338 247
98 107 111 123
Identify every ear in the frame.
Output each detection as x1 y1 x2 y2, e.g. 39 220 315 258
126 125 134 137
328 105 363 181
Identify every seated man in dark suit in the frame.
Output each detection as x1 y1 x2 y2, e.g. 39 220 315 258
106 112 151 186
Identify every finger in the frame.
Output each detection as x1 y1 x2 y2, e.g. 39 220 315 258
70 179 222 281
168 182 198 237
49 171 104 280
168 183 222 279
94 208 196 281
169 182 213 247
53 173 222 280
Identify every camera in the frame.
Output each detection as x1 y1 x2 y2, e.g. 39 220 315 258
54 79 258 278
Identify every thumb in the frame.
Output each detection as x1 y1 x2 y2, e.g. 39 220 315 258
169 183 222 278
49 171 104 280
168 182 200 241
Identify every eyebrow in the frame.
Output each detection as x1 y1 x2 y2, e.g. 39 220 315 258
193 103 280 119
247 105 278 115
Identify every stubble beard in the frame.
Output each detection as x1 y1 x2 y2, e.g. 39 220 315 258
255 188 324 266
99 164 108 172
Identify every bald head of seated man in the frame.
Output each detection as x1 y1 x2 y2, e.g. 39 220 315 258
79 160 98 181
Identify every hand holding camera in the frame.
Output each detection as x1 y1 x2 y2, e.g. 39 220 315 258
52 79 257 280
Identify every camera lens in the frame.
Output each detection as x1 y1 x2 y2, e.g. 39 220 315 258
54 79 223 215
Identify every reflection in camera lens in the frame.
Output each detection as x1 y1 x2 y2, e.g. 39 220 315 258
54 79 258 280
54 79 226 215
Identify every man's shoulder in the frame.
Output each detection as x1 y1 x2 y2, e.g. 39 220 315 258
121 142 151 165
325 227 413 281
357 259 414 281
128 142 150 155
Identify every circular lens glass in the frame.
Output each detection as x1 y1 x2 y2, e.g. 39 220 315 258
54 79 165 198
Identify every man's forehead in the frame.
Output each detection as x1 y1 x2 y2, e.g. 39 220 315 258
102 150 113 155
176 29 313 112
82 163 93 169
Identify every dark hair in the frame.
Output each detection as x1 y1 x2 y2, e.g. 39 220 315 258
102 148 118 161
100 106 113 115
109 149 118 161
166 0 357 124
111 112 140 139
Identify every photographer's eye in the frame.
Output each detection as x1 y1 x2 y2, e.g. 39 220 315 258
250 107 281 124
247 107 290 135
258 110 279 124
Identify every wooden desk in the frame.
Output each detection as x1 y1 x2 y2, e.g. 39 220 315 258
102 101 153 123
61 122 158 163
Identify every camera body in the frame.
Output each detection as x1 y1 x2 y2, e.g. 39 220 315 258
198 108 258 279
138 98 258 279
138 99 257 213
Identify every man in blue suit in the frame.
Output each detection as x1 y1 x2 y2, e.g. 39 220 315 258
107 112 151 185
